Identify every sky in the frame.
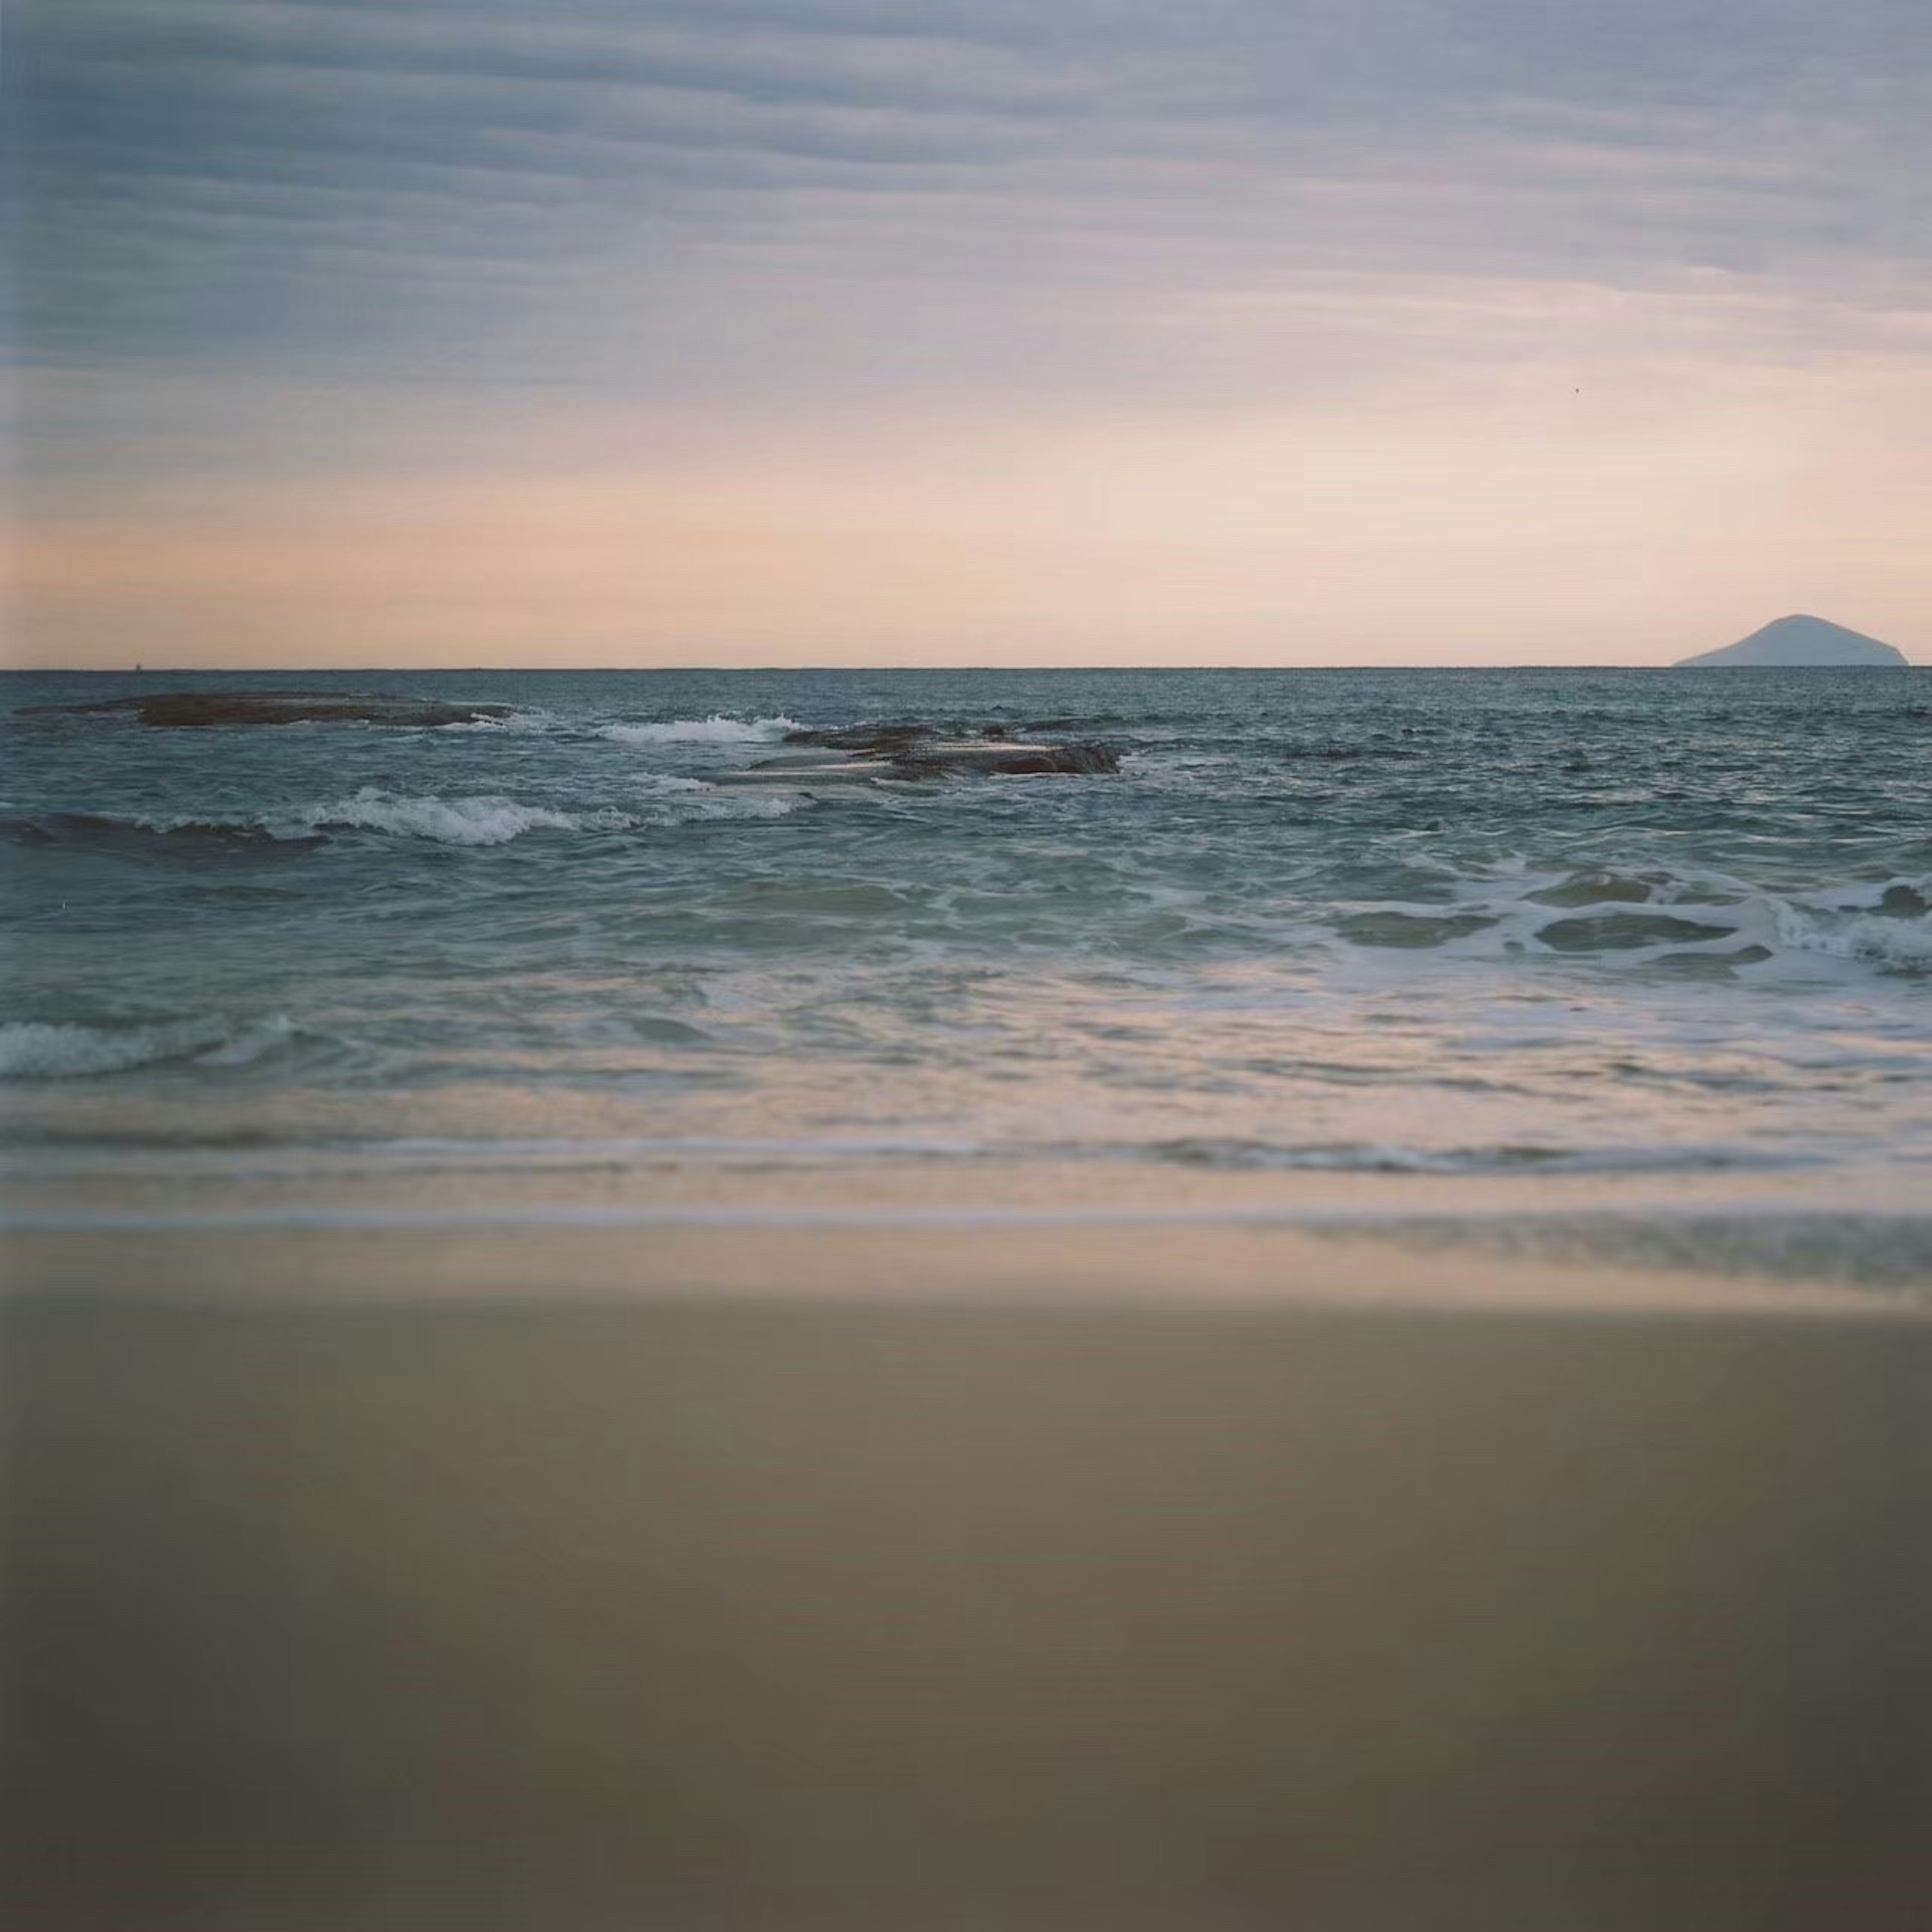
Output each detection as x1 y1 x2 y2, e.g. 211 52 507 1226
7 0 1930 667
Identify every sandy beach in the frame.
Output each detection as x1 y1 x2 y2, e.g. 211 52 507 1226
7 1221 1927 1930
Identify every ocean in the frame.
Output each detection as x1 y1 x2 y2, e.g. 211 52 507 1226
5 665 1931 1286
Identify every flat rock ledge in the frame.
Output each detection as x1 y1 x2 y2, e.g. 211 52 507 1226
20 691 514 729
709 723 1122 784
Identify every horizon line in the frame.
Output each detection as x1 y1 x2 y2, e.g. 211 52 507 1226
2 662 1923 676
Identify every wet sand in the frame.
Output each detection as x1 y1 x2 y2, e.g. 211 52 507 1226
5 1222 1929 1930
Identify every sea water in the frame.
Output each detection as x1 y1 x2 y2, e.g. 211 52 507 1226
5 666 1930 1279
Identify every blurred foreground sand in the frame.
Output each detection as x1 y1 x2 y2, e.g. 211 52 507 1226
6 1222 1928 1930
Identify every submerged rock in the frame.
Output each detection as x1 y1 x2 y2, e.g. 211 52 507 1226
1524 872 1654 908
779 721 938 752
707 756 913 786
895 741 1121 776
21 691 514 729
711 724 1121 784
1538 912 1736 951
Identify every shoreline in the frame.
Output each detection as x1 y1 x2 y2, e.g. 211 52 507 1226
7 1213 1930 1318
8 1149 1932 1308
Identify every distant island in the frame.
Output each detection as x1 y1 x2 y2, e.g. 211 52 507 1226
1675 614 1908 668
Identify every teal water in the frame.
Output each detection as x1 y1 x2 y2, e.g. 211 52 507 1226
5 667 1931 1237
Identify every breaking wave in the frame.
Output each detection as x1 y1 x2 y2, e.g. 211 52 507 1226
625 774 803 821
1325 863 1932 978
0 1015 294 1079
432 708 561 733
297 789 633 846
1 811 319 854
1141 1137 1782 1175
297 780 800 840
1783 913 1932 975
4 783 803 853
600 715 800 746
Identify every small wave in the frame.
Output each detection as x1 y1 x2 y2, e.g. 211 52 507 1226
613 773 802 821
1320 858 1932 979
1523 871 1656 909
601 714 801 746
1335 910 1500 948
7 783 800 853
1777 907 1932 975
2 812 319 854
1 1131 997 1180
432 708 559 733
298 789 634 845
0 1015 294 1079
1144 1138 1780 1175
632 779 803 822
303 781 800 838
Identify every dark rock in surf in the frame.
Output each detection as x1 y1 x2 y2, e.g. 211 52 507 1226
892 741 1121 777
711 725 1121 785
709 756 914 786
779 722 938 752
20 690 514 729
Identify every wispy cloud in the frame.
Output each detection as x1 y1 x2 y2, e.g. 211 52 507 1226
20 0 1928 375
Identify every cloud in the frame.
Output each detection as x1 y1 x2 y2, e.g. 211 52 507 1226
17 0 1928 392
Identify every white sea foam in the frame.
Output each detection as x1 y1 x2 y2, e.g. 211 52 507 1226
433 708 559 733
1317 856 1932 980
297 789 635 845
102 780 797 846
625 774 804 821
664 789 802 821
0 1015 293 1079
600 715 801 746
1843 918 1932 973
1773 905 1932 975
